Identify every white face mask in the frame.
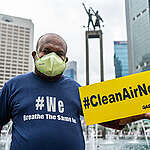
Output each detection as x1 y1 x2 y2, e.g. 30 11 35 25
35 52 66 77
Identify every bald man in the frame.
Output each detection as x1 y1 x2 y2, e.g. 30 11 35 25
0 33 149 150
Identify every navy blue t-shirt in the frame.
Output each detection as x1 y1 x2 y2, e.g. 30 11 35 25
0 72 85 150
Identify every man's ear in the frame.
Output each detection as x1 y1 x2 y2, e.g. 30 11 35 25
32 51 36 59
65 57 68 63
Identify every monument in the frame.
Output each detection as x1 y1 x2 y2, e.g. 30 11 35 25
82 3 104 84
82 3 105 140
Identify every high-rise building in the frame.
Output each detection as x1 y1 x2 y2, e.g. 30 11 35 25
63 61 77 81
0 14 34 89
114 41 128 78
125 0 150 74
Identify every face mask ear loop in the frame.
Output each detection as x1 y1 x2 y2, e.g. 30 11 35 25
63 58 67 63
36 51 40 60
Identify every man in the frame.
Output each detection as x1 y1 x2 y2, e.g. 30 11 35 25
0 33 150 150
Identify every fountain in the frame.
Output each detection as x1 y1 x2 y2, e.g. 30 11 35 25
0 121 12 150
141 120 149 148
83 120 150 150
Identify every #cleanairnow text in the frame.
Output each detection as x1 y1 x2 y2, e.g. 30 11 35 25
83 83 150 109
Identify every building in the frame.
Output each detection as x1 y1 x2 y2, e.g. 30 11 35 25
114 41 128 78
63 61 77 81
125 0 150 74
0 14 34 89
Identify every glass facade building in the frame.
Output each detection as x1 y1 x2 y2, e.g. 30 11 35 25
114 41 128 78
63 61 77 81
125 0 150 74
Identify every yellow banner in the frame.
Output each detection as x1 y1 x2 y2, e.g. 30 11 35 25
79 71 150 126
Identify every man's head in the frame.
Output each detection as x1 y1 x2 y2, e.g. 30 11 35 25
32 33 68 60
32 33 68 80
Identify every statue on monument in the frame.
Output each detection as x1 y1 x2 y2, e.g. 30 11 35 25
90 7 104 30
82 3 95 31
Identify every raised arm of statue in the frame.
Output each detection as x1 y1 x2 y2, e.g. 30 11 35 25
82 3 88 14
90 7 96 15
100 16 104 22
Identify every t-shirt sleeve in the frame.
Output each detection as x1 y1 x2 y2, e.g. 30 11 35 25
0 125 2 135
76 83 84 116
0 84 11 126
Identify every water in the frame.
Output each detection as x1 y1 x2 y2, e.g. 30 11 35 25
0 144 5 150
0 139 150 150
86 139 150 150
83 120 150 150
0 135 11 150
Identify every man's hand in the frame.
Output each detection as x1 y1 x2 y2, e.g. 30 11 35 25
144 113 150 119
100 113 150 130
119 113 149 126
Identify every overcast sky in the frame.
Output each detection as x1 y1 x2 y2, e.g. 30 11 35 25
0 0 127 85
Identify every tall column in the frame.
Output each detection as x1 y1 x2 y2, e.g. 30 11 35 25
85 30 104 84
85 30 104 140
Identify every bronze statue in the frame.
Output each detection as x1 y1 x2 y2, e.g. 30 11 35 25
82 3 95 31
90 7 104 29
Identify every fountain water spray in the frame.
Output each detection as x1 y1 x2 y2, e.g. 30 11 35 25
141 120 149 148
